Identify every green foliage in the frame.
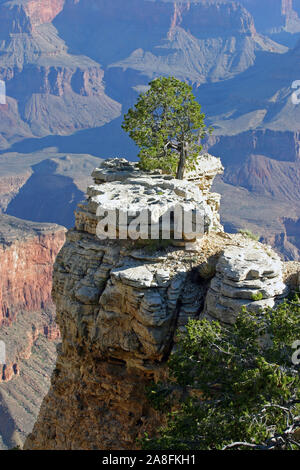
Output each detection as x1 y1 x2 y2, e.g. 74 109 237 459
251 292 263 301
239 229 260 242
142 300 300 450
122 76 211 179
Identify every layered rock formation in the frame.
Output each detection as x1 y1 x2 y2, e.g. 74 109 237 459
0 0 299 263
23 0 65 27
24 157 294 450
76 155 224 241
0 214 66 326
0 214 65 449
0 150 103 226
108 0 287 85
0 0 65 33
0 0 121 150
0 334 58 449
48 0 300 261
205 243 288 325
195 31 300 260
237 0 300 33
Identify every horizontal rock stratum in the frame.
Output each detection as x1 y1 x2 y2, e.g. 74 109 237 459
0 214 66 449
24 157 296 450
0 214 66 327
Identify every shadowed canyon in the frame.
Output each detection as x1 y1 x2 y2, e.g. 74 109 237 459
0 0 300 449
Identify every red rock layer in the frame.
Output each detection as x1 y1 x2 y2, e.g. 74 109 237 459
0 314 60 383
0 227 66 327
24 0 65 26
0 217 65 384
0 173 32 211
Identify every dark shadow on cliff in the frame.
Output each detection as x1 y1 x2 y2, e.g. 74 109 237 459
1 118 139 161
0 399 19 450
6 160 84 228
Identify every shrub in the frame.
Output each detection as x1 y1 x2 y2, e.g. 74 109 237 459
239 229 260 242
142 300 300 450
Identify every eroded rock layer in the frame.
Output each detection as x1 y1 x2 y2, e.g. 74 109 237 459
24 158 294 450
0 1 121 149
0 214 66 326
205 243 288 325
0 214 65 449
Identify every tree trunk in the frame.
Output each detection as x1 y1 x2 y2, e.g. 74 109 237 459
176 142 187 180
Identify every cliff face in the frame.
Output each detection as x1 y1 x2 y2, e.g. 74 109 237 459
0 1 121 150
0 2 32 36
23 0 65 26
235 0 300 32
224 154 300 201
90 0 286 85
0 214 65 449
0 172 31 213
0 214 66 326
1 0 299 264
24 158 293 450
0 0 65 33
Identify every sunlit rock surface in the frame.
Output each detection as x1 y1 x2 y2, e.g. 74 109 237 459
24 157 295 450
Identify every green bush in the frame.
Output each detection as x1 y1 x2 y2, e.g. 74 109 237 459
239 229 260 242
142 300 300 450
251 292 263 301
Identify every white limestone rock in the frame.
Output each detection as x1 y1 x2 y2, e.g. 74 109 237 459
77 157 224 243
111 264 154 288
204 243 288 325
185 153 224 192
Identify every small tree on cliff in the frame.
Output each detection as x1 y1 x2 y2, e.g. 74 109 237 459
122 77 210 179
142 300 300 450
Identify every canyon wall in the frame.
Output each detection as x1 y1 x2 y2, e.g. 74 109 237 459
0 0 121 150
0 214 66 326
0 173 31 213
0 0 65 33
24 158 293 450
0 0 298 263
106 0 286 85
0 214 65 449
220 0 300 33
24 0 65 26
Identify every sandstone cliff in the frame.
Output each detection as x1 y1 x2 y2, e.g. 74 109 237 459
0 214 65 449
0 214 66 326
0 0 121 150
23 0 65 27
24 157 295 450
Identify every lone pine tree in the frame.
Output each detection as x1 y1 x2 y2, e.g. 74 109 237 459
122 76 211 179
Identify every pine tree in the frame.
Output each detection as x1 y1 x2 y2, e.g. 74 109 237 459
122 76 210 179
